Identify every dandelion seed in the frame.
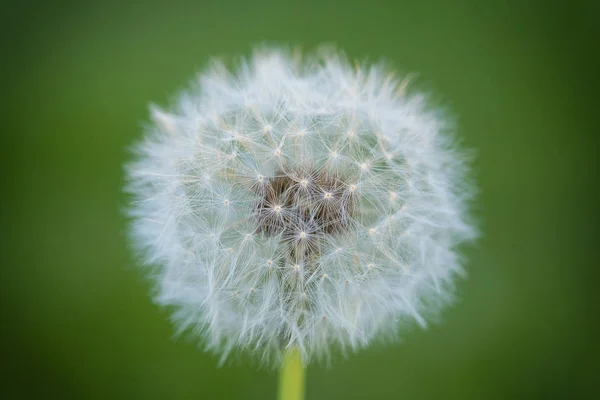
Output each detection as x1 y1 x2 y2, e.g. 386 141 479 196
125 47 477 370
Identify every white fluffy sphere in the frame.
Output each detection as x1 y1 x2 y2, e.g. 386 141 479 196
125 48 476 366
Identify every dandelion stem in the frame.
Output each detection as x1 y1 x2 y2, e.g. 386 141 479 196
278 347 305 400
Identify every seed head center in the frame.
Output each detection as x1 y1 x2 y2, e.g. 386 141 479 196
255 169 356 259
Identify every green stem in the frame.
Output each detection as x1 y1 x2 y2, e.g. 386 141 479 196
278 347 305 400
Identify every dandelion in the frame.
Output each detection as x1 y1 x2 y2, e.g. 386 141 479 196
125 47 477 399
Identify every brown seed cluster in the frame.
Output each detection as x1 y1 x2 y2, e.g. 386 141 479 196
254 169 356 255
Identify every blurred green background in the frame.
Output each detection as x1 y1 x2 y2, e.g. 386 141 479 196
2 0 598 398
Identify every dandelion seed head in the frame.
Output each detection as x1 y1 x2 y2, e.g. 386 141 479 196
125 47 477 366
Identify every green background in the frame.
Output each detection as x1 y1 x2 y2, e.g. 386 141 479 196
2 0 598 398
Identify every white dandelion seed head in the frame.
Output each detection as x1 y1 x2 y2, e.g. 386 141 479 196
125 47 477 366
